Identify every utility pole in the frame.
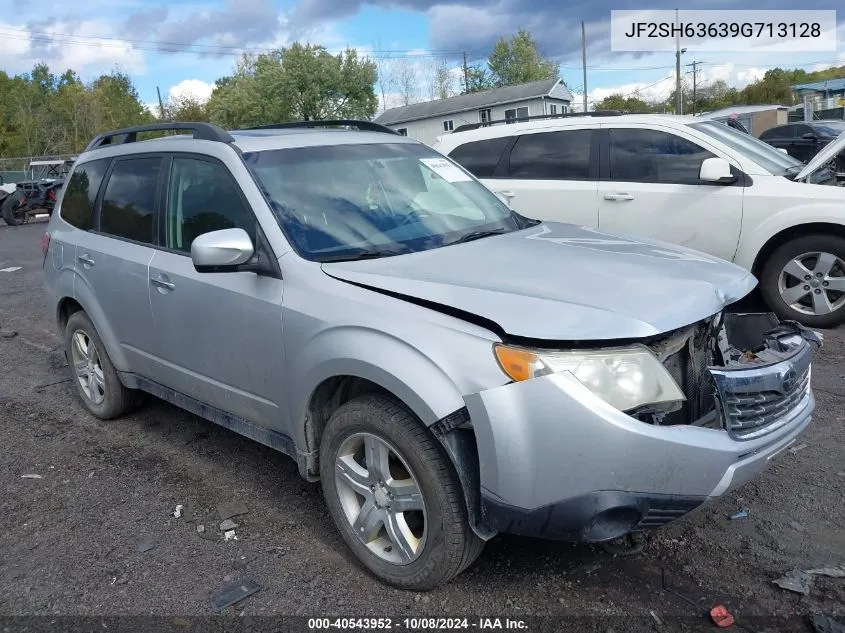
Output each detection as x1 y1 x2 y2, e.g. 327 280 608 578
462 51 470 94
686 61 702 115
156 86 167 121
581 21 588 113
674 8 685 115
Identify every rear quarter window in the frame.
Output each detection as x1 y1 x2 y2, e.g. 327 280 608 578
446 137 510 178
59 159 110 230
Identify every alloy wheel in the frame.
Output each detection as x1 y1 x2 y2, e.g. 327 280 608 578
334 432 427 565
70 329 106 405
778 251 845 317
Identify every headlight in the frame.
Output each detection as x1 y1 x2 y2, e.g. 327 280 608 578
493 343 686 412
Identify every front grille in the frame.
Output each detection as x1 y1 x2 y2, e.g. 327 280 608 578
709 342 813 441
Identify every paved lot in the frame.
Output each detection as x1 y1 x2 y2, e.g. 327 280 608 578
1 221 843 631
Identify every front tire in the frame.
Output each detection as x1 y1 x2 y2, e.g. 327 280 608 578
319 395 483 590
64 311 138 419
760 234 845 329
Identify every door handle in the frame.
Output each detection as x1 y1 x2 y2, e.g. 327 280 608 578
497 190 516 199
150 276 175 291
603 193 634 201
77 254 95 266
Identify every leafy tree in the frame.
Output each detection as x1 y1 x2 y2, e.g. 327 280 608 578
487 29 558 88
463 63 495 94
167 95 210 122
208 43 378 127
593 94 661 113
0 63 151 157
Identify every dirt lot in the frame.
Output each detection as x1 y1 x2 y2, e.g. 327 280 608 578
1 221 843 632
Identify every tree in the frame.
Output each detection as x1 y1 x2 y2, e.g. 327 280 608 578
463 63 494 94
593 94 661 113
487 29 558 88
425 59 457 101
0 63 151 157
392 58 418 106
167 95 210 122
208 44 378 127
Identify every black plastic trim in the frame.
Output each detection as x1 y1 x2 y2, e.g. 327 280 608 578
85 122 235 151
246 120 400 136
482 491 707 542
452 111 623 134
119 372 299 461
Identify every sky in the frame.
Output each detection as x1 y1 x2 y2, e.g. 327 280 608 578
1 0 845 113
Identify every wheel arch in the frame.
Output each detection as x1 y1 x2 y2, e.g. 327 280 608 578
56 286 129 371
749 222 845 279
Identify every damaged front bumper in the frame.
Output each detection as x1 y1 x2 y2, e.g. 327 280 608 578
462 314 818 543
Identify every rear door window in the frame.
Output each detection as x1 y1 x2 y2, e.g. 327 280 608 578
507 130 593 180
99 157 162 244
59 159 110 230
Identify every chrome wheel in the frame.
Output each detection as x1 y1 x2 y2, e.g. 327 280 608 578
334 432 427 565
70 329 105 405
778 251 845 317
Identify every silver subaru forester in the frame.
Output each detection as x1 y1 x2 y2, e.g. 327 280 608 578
42 120 819 590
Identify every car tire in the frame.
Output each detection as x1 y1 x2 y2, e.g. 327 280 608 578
64 311 139 419
1 193 26 226
319 394 484 590
759 234 845 328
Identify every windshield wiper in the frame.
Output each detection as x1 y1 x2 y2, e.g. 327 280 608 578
446 228 508 246
318 247 407 263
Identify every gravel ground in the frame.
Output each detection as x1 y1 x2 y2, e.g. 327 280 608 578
1 221 843 632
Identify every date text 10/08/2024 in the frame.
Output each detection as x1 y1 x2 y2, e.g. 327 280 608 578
308 618 528 630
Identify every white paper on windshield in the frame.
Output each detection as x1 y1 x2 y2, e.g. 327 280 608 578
420 158 472 183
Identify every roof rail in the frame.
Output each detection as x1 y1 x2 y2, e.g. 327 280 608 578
85 122 235 151
452 111 623 134
247 119 401 135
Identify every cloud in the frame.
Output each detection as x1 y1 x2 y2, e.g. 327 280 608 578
122 0 285 55
168 79 215 103
0 19 146 76
289 0 843 67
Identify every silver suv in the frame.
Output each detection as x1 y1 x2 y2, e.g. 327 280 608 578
43 121 819 590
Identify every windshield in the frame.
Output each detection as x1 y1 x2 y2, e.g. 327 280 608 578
243 143 532 262
813 122 845 137
690 120 803 176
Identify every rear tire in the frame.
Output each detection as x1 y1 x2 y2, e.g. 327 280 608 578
759 234 845 329
64 311 139 419
1 193 26 226
319 395 484 590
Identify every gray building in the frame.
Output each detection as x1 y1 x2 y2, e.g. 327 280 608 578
374 78 573 146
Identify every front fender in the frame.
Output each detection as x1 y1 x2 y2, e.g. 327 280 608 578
289 326 468 447
735 203 845 271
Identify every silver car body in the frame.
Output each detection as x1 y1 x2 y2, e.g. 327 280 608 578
43 127 816 542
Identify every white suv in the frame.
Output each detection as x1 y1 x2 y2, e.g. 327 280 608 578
435 114 845 328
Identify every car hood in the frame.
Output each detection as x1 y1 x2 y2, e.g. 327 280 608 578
795 130 845 181
321 223 757 341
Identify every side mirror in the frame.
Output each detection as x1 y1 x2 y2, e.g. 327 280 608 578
495 190 516 206
191 228 255 273
801 132 819 141
699 157 737 184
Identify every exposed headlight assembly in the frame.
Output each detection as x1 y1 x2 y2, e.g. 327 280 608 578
493 343 686 412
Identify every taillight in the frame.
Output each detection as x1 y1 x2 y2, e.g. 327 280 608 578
48 189 57 201
41 232 51 261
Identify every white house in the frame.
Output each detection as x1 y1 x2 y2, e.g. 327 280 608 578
374 78 573 146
